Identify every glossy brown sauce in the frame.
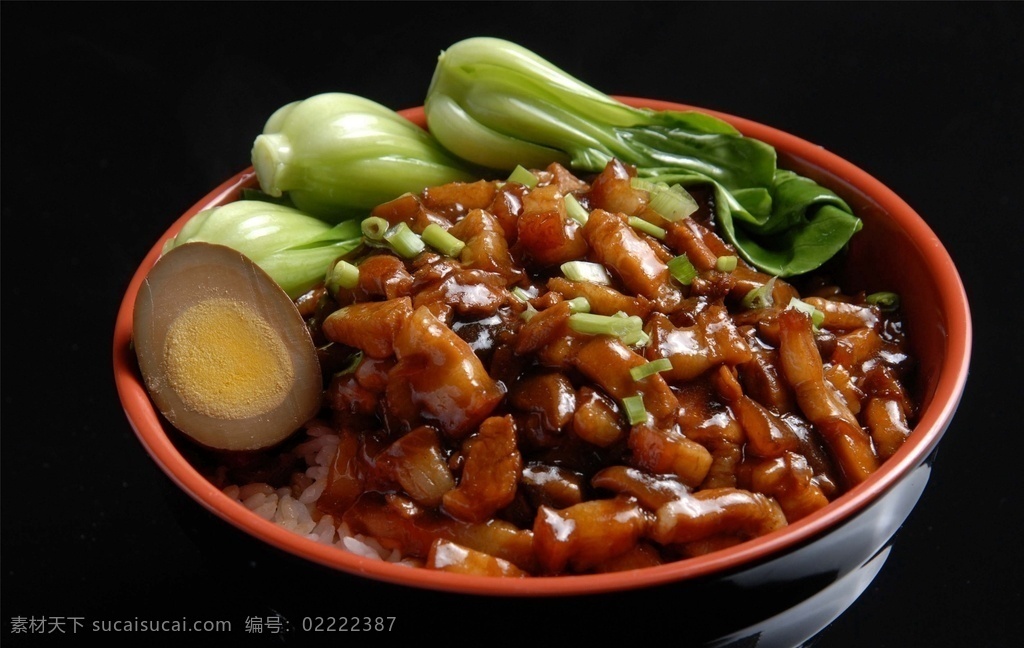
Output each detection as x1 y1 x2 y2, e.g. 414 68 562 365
229 159 917 577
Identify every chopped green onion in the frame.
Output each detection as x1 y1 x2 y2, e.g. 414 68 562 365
561 260 613 285
326 259 360 295
622 394 648 425
361 216 390 240
383 222 426 258
628 216 667 240
788 297 825 328
334 351 364 377
507 164 539 188
566 297 591 313
520 303 539 321
629 357 673 381
622 329 650 347
564 193 589 225
866 291 901 311
631 177 699 222
511 286 533 302
568 312 644 342
741 276 777 310
667 254 699 286
716 255 738 272
421 223 466 257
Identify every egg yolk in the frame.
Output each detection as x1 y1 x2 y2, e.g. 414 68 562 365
163 297 293 420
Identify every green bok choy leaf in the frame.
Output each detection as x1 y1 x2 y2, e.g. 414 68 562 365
252 92 479 222
164 200 362 299
425 37 862 276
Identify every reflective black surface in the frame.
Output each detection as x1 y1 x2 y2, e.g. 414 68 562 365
4 2 1022 646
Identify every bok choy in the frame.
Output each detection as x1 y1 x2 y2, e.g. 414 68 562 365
425 37 862 276
163 200 362 299
252 93 479 222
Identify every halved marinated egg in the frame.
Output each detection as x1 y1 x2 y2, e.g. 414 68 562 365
132 241 322 451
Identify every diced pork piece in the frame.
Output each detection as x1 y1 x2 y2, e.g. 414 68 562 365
547 276 652 318
533 496 649 574
387 306 506 439
582 209 681 307
777 309 879 487
831 327 884 370
802 296 880 332
450 208 523 284
376 426 455 507
371 191 452 232
650 487 787 545
426 539 529 577
571 387 627 448
343 492 537 573
421 179 500 215
514 185 589 268
509 371 577 434
321 297 413 359
862 397 912 461
646 306 752 381
585 158 646 216
574 336 680 426
355 254 414 300
741 452 831 523
317 431 367 517
519 464 586 510
590 466 691 510
443 415 522 523
628 423 713 488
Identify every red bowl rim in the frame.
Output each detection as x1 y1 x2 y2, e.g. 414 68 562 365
112 97 972 596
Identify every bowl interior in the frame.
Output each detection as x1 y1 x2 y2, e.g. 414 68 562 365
112 98 972 596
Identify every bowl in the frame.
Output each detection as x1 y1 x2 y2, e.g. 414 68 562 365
113 98 971 639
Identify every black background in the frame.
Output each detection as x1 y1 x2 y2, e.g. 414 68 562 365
3 2 1022 646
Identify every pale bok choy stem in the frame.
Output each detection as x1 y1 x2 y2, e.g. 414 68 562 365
164 200 362 299
252 92 481 223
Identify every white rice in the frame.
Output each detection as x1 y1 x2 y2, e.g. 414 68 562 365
220 423 422 568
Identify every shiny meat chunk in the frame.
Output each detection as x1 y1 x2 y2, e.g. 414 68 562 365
443 415 523 523
519 464 586 510
862 397 912 460
803 296 880 332
376 426 455 507
354 254 414 300
546 276 652 318
513 185 589 267
571 386 626 448
387 306 506 439
421 179 500 215
646 306 753 381
426 539 529 577
650 487 788 545
411 260 511 320
585 158 647 216
509 371 577 435
449 208 523 284
590 466 691 510
321 297 413 359
741 452 831 522
777 309 879 486
343 492 537 573
371 191 452 232
628 423 714 488
573 336 680 426
582 209 681 306
532 496 649 574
